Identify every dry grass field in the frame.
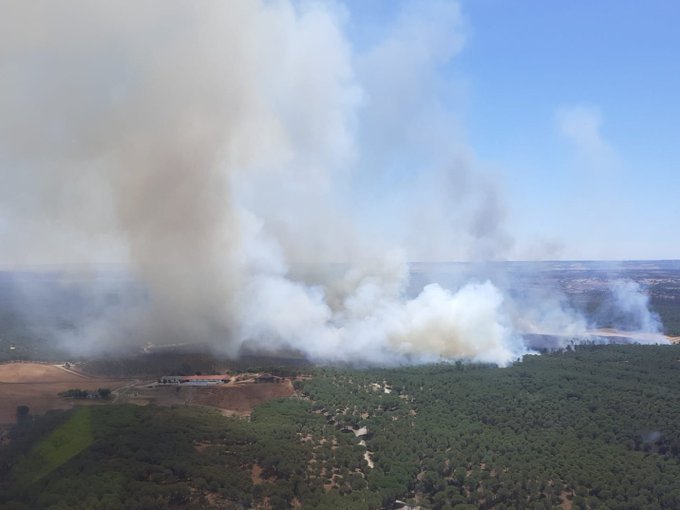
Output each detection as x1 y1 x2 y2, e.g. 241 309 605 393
0 363 127 424
0 362 299 424
119 379 296 417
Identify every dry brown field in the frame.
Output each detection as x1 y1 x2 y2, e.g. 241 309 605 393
0 362 299 424
0 362 127 424
120 379 296 417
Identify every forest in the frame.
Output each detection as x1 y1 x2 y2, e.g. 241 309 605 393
2 344 680 509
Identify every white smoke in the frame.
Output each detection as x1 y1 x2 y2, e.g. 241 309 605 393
0 1 665 366
510 290 588 339
597 280 664 340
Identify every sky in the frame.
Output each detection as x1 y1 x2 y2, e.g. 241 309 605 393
1 0 679 264
344 0 680 260
458 0 680 260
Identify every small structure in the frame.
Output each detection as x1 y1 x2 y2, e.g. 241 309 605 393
255 373 277 383
160 375 183 384
179 375 231 386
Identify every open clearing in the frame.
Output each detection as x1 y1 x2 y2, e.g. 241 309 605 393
0 363 300 424
0 362 92 383
0 362 127 424
120 379 296 417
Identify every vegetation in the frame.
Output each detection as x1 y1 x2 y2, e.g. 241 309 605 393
58 388 112 400
3 345 680 509
303 345 680 509
15 406 30 426
10 407 94 491
651 299 680 336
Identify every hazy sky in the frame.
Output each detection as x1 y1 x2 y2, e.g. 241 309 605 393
345 0 680 260
1 0 678 264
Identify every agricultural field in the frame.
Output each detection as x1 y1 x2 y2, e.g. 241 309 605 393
0 361 301 427
114 376 297 417
0 363 126 425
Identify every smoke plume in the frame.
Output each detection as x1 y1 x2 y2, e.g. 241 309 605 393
594 280 663 339
0 1 666 365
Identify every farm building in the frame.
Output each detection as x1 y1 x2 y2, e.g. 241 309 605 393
160 375 231 385
179 375 231 386
160 375 182 384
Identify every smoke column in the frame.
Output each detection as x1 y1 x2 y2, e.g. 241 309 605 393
591 280 664 341
0 1 666 365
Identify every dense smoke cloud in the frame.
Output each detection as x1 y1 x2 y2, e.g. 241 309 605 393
0 1 666 365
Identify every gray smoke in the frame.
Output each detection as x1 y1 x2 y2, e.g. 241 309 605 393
0 1 666 365
595 280 663 338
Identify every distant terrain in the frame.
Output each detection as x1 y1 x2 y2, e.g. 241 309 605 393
410 260 680 337
2 261 680 362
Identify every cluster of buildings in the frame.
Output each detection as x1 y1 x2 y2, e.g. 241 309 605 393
159 373 281 386
159 374 231 386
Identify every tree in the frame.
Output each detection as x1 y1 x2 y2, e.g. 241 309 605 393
97 388 112 399
16 405 30 425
